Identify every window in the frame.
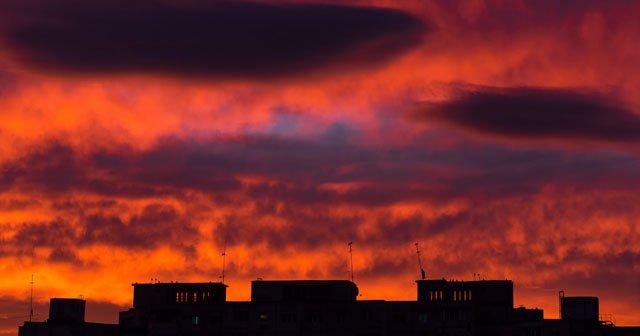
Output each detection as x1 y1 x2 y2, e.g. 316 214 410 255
192 316 199 325
418 313 428 324
363 309 373 321
391 313 407 324
209 314 223 326
305 313 323 323
281 313 297 323
234 310 249 322
176 292 187 303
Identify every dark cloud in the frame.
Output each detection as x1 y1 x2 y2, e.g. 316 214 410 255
2 203 197 257
0 198 40 211
0 70 18 97
419 87 640 142
213 205 487 251
80 203 198 252
543 251 640 310
47 247 84 266
2 0 424 79
215 210 363 250
3 134 640 206
0 141 80 193
10 219 77 248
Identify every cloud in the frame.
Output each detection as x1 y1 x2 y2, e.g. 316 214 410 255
3 134 640 206
418 87 640 142
2 0 424 79
80 203 198 252
0 135 639 324
2 203 197 258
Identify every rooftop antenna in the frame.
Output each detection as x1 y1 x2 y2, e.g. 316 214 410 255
29 274 34 322
29 243 35 322
415 243 426 280
559 290 565 319
348 242 354 282
220 237 227 284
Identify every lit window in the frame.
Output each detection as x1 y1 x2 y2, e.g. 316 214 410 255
192 316 199 325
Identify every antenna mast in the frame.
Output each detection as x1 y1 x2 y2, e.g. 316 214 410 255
348 242 354 282
220 238 227 284
29 274 34 322
415 243 426 280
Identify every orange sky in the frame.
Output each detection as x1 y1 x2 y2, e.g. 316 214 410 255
0 0 639 334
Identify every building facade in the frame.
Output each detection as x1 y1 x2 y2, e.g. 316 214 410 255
19 278 640 336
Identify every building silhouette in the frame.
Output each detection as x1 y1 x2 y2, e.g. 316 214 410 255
18 298 118 336
19 277 640 336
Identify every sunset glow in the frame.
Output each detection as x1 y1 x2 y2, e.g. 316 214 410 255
1 1 639 334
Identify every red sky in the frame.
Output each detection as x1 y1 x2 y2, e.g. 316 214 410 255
0 0 639 333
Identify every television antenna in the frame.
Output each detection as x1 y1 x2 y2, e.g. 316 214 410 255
29 274 34 322
415 243 426 280
348 242 354 282
220 238 227 284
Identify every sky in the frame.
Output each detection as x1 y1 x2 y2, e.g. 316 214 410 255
0 0 639 333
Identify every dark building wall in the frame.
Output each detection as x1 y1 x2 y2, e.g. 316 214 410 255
19 321 119 336
416 279 514 326
19 298 118 336
49 298 86 323
22 280 640 336
122 280 477 336
416 280 513 305
123 300 472 336
561 297 599 321
250 280 358 303
132 282 227 308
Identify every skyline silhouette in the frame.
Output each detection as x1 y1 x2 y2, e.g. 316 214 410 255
17 274 640 336
1 0 640 335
